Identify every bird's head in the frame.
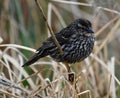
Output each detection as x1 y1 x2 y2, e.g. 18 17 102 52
74 18 94 36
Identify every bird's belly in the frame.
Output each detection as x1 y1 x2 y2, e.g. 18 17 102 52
49 37 94 63
62 38 94 63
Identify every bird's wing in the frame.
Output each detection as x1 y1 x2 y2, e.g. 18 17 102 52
37 27 73 51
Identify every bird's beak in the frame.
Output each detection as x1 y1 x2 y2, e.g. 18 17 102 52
88 27 94 33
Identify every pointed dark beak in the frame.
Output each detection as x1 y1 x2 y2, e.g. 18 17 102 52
88 27 94 33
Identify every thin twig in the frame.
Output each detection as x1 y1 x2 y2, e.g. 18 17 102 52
17 69 42 84
0 44 36 53
35 0 63 55
95 19 120 55
107 75 112 98
52 0 92 7
0 89 19 98
52 0 120 15
95 17 118 37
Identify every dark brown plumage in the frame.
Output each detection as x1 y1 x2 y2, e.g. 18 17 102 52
22 18 94 67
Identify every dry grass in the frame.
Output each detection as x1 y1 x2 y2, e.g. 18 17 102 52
0 0 120 98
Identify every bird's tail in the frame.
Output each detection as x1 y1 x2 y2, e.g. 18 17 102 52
22 48 47 67
22 53 40 67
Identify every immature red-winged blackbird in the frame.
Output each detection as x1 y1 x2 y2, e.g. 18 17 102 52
22 18 94 67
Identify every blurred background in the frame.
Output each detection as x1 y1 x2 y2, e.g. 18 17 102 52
0 0 120 98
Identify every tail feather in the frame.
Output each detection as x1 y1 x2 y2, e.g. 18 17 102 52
22 53 40 67
22 48 47 67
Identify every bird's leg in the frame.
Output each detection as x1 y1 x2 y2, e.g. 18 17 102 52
64 62 75 84
64 62 71 73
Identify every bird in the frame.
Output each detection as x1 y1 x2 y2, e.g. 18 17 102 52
22 18 94 67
